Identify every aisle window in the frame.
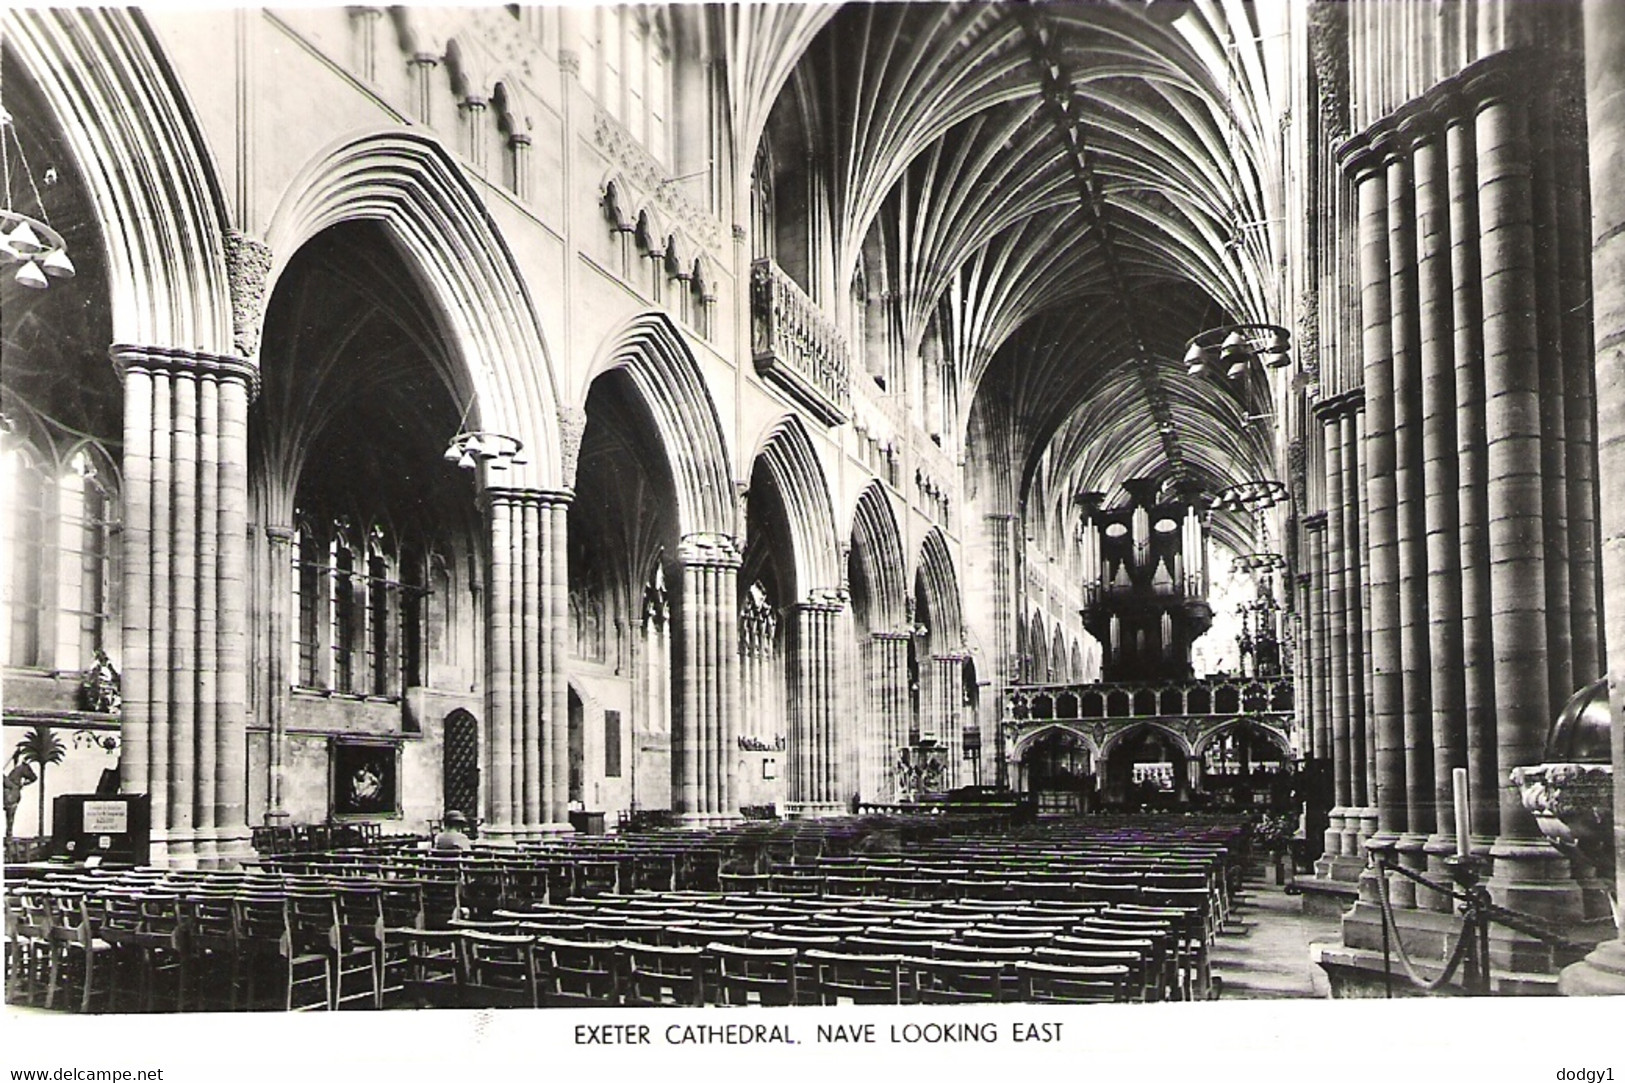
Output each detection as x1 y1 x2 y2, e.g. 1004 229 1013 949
2 441 118 674
292 512 427 698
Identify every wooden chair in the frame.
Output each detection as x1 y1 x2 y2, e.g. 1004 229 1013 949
394 928 463 1007
706 943 798 1006
618 942 706 1006
460 931 539 1008
1014 960 1130 1004
843 934 928 956
962 928 1058 950
534 936 619 1006
1077 916 1183 999
803 949 903 1005
44 891 114 1013
1035 946 1149 1001
908 956 1005 1004
123 892 190 1012
664 923 753 949
4 886 53 1007
235 894 330 1011
1051 935 1158 1001
180 893 240 1011
718 872 771 894
316 885 383 1009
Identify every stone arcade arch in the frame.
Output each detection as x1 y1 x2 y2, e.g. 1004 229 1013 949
263 129 561 489
913 527 968 789
849 482 908 802
6 11 249 864
256 130 572 839
250 221 491 834
578 312 739 825
746 417 844 816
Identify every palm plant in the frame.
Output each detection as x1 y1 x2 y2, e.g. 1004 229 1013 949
10 724 67 836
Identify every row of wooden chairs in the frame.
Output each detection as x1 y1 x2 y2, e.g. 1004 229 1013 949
391 931 1136 1008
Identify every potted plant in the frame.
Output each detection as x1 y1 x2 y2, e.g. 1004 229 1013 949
1254 812 1297 885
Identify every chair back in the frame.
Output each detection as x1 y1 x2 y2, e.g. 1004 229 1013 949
803 949 903 1006
706 943 798 1007
1014 960 1130 1004
618 942 706 1007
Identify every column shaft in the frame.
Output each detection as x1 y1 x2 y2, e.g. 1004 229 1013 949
1529 87 1575 714
1352 148 1407 854
1323 413 1352 857
1447 107 1501 853
1472 70 1581 924
195 373 220 863
1414 120 1468 911
485 495 514 830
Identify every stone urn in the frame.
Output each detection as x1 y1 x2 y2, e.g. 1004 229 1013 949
1511 677 1614 896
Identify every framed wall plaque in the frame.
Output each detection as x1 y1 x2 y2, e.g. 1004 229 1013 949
331 737 400 818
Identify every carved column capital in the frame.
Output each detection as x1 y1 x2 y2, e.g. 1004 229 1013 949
558 405 587 489
224 230 272 360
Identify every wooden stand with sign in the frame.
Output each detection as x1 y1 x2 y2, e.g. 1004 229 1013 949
50 794 152 865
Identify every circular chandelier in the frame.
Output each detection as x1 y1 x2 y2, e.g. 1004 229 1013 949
1183 322 1290 379
0 104 75 290
1231 551 1286 575
443 430 525 472
1213 479 1288 512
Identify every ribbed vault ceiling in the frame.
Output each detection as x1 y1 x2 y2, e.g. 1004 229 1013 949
737 0 1287 550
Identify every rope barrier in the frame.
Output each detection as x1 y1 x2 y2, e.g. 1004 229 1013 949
1373 860 1476 993
1369 855 1595 995
1382 859 1594 955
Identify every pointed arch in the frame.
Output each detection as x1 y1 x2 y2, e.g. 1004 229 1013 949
748 415 840 597
1098 721 1196 763
5 8 234 353
264 128 562 488
586 312 734 539
915 527 964 649
849 481 907 632
1029 612 1049 683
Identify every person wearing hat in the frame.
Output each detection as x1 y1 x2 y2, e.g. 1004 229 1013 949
432 809 474 852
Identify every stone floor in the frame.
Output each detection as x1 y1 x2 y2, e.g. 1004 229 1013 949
1211 871 1342 999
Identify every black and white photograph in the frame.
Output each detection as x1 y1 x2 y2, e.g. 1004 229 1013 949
1 1 1621 1078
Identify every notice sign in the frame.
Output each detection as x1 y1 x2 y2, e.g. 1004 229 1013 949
82 800 129 834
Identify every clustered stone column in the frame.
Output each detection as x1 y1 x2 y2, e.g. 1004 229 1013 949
1560 0 1625 997
932 654 967 789
1330 49 1599 965
870 631 911 801
1309 392 1372 882
787 591 846 816
674 532 742 825
114 346 255 867
483 487 572 837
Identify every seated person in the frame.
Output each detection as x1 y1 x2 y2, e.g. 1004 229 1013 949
431 809 475 852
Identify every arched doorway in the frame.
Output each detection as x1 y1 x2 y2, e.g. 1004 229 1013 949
441 710 479 821
1020 729 1093 814
1104 726 1190 811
